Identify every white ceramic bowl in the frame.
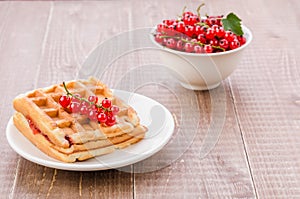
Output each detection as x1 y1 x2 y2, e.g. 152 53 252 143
150 26 252 90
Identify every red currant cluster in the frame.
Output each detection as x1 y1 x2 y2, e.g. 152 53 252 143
154 7 246 53
59 83 119 126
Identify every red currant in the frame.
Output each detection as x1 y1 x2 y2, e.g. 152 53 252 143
70 102 80 113
97 112 107 123
200 26 208 33
165 25 176 36
215 27 225 38
224 31 235 42
194 45 203 53
183 11 194 19
237 36 246 45
157 24 166 33
111 105 119 115
105 115 116 126
163 19 175 26
194 25 203 35
176 21 185 33
155 34 163 44
71 94 81 103
204 45 213 53
88 95 98 104
209 39 219 46
190 38 198 44
184 25 195 38
102 98 112 108
176 40 184 51
166 38 176 49
184 16 199 26
205 28 215 40
80 106 89 115
184 43 194 53
59 95 71 108
211 25 219 30
219 39 229 49
88 109 98 121
197 34 206 44
162 38 168 46
81 100 90 108
229 39 240 50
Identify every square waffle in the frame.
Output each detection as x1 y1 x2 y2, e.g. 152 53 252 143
12 77 147 162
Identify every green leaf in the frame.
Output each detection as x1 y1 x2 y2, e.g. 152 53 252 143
221 13 244 36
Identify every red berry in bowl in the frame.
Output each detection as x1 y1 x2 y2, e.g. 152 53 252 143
184 25 195 37
215 27 225 38
176 40 184 51
184 43 194 53
211 24 219 30
183 11 194 19
155 34 163 44
205 28 215 40
194 25 203 35
194 45 203 53
153 5 248 54
209 39 219 46
176 21 185 33
219 39 229 49
237 35 246 45
166 38 176 49
157 24 166 33
197 34 206 44
224 31 235 42
162 38 168 46
229 39 240 50
204 45 213 53
163 19 175 26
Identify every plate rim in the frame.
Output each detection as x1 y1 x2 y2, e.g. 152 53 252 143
6 89 175 171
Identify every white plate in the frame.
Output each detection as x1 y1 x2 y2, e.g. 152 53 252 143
6 90 175 171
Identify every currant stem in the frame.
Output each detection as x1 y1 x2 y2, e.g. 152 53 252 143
196 3 205 17
195 22 209 28
182 6 187 16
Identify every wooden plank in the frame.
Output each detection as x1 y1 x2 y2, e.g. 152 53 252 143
0 1 133 198
0 2 52 198
128 0 256 198
226 0 300 198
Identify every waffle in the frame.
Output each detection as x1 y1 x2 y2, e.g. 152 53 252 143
12 77 147 162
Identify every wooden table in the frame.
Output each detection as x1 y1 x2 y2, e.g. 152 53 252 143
1 1 299 198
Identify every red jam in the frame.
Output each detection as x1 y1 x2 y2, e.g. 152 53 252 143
27 117 41 135
26 117 51 142
65 135 73 146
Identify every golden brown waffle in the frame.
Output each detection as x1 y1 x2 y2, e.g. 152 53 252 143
13 77 147 162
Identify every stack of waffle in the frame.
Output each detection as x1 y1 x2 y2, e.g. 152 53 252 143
13 77 147 162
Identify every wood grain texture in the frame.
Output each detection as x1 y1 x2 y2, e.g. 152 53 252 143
1 0 299 198
226 0 300 198
0 2 52 198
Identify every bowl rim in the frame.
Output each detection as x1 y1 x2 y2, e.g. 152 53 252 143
150 25 253 57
